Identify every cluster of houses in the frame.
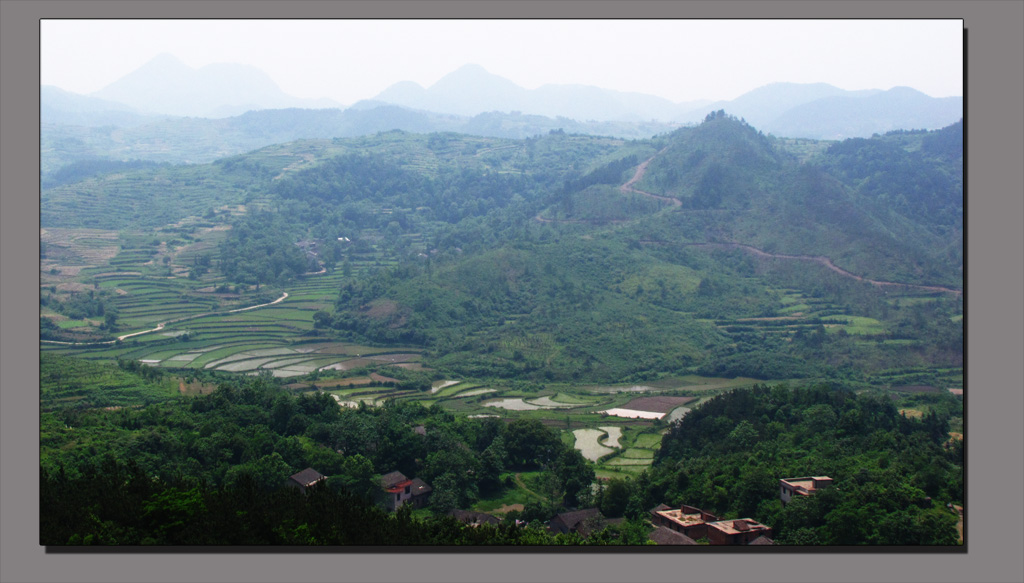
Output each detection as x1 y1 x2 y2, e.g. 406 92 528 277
286 463 831 546
285 467 434 511
647 503 772 545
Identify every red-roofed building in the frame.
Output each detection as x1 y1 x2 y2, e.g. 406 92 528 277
380 471 432 511
649 503 719 540
705 518 773 545
381 470 413 511
779 476 833 504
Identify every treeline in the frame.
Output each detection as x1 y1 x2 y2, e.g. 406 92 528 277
38 367 678 545
40 457 655 546
217 210 314 288
40 354 176 410
40 288 118 325
40 363 963 545
42 158 168 190
647 384 962 544
40 370 596 533
820 120 963 234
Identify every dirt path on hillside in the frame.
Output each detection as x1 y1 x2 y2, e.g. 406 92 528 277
953 504 964 543
537 151 960 296
42 292 290 346
619 147 681 206
227 291 288 312
689 242 962 296
513 473 549 504
534 148 677 224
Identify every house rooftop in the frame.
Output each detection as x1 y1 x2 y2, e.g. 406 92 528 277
653 507 712 528
649 526 698 545
780 476 833 494
449 509 500 526
706 518 770 536
409 477 432 496
289 467 327 488
381 470 411 491
555 508 604 531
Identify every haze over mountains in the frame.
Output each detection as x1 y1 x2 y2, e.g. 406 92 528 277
43 55 962 141
88 53 343 118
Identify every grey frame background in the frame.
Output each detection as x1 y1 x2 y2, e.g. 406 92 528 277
3 2 1021 582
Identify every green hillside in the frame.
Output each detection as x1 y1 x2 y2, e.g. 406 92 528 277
41 116 963 387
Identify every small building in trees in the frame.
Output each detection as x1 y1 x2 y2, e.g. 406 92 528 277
408 477 433 509
747 534 776 546
649 503 719 540
705 518 773 545
286 467 327 494
548 508 624 538
448 509 500 527
380 471 432 511
649 526 698 545
779 476 833 504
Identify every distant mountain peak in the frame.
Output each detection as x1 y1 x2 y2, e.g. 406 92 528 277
89 55 341 118
430 63 523 92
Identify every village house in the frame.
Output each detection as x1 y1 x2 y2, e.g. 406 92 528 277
448 509 501 527
649 503 720 540
380 470 432 511
779 476 833 504
705 518 773 545
286 467 327 494
548 508 624 538
648 525 698 545
407 477 433 509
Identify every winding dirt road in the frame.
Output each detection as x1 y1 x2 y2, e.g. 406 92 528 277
688 242 962 296
535 147 677 224
539 146 962 297
619 147 680 206
42 292 290 346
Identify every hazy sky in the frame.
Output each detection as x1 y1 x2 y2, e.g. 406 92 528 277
41 19 963 105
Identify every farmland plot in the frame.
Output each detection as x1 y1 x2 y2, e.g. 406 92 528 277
525 396 576 408
483 398 554 411
573 428 619 462
600 426 623 448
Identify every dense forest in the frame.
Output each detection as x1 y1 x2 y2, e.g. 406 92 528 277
650 384 962 544
40 360 961 546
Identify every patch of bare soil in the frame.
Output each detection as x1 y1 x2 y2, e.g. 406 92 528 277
952 505 963 542
623 395 697 413
358 300 409 327
46 265 87 277
491 504 524 515
54 282 94 292
394 363 428 371
366 353 421 363
178 379 218 396
370 372 400 384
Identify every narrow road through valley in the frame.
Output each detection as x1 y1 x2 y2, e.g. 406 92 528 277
42 292 290 346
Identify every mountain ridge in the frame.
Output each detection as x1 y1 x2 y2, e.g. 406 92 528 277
90 53 343 118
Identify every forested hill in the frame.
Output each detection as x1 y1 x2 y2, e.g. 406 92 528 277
646 384 962 545
42 116 963 384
